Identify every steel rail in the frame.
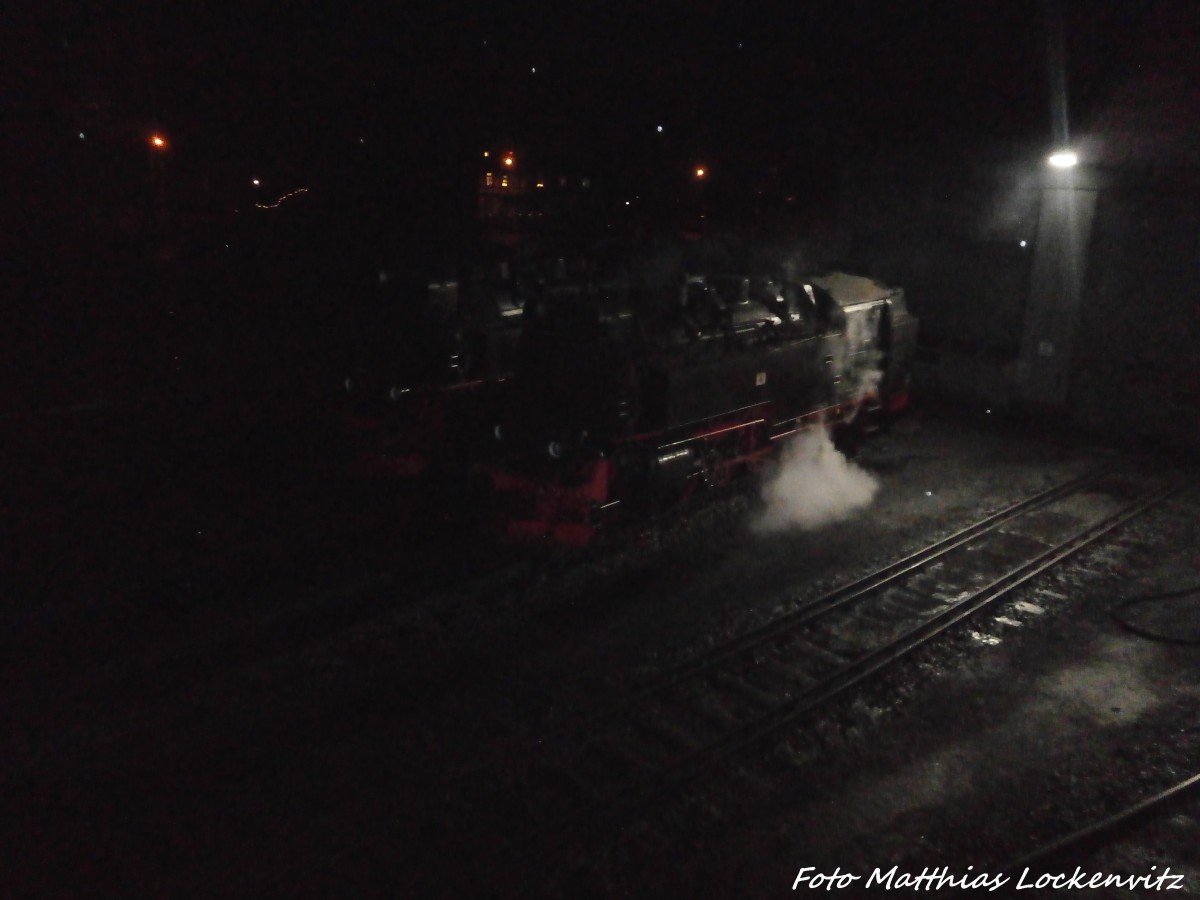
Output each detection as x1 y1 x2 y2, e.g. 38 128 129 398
1004 771 1200 872
623 464 1120 701
652 478 1185 792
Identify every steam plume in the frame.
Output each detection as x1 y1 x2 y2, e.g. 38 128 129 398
753 425 878 533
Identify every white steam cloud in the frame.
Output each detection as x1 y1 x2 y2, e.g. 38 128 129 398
753 425 879 533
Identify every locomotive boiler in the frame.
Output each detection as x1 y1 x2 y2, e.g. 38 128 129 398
482 268 918 544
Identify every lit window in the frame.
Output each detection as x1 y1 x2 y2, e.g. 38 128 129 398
501 175 508 188
485 172 493 187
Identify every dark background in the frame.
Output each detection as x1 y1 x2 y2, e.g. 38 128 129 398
4 1 1162 225
3 1 1197 428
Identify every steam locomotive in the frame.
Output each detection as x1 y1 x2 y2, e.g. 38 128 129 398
481 267 918 544
342 252 527 479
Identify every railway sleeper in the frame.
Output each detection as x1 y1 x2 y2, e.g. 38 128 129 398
736 653 817 698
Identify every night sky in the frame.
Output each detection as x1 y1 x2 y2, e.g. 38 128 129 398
7 0 1170 228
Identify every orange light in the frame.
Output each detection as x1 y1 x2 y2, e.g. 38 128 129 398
502 155 514 167
150 134 167 150
695 166 706 178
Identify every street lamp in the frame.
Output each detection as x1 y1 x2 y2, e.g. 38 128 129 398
150 134 168 150
694 166 706 179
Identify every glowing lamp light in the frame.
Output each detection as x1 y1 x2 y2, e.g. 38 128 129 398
251 178 260 186
695 166 706 179
150 134 167 150
1047 150 1078 169
502 154 514 167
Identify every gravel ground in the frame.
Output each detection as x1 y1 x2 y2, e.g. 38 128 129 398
585 476 1200 898
4 405 1197 897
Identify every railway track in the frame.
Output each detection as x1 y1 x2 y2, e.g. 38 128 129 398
1003 773 1200 896
427 467 1187 892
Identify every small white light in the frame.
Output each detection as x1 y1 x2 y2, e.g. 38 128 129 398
624 200 630 206
1047 150 1078 169
656 125 663 133
986 409 992 414
379 270 388 283
359 137 365 144
252 178 260 186
78 132 85 140
1019 240 1027 248
548 441 563 459
925 491 932 496
531 66 536 74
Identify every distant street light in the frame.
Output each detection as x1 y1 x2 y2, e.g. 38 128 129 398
694 166 706 179
150 134 167 150
1047 149 1078 168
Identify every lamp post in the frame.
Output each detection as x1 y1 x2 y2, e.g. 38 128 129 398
1017 146 1096 411
147 132 169 234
